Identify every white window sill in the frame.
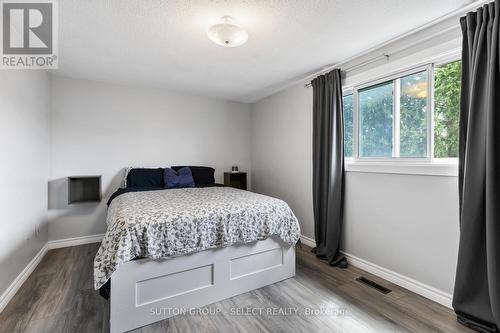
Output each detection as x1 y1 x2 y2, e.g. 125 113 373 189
345 159 458 177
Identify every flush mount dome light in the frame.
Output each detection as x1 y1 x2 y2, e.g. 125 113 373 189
207 16 248 47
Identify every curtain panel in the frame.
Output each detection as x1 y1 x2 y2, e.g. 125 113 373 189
453 1 500 332
311 69 347 267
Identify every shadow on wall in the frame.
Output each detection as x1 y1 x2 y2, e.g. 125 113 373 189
47 170 126 241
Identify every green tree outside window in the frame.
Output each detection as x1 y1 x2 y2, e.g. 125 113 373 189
434 61 461 158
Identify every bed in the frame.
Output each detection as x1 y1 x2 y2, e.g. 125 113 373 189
94 169 300 333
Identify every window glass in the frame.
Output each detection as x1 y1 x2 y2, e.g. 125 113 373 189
347 61 461 161
434 61 461 158
358 82 393 157
343 94 353 157
399 71 428 157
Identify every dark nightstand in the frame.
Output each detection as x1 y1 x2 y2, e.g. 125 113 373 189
224 172 247 190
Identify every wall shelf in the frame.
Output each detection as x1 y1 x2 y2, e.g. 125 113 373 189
68 176 101 204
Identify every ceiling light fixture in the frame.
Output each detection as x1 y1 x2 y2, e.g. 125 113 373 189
207 16 248 48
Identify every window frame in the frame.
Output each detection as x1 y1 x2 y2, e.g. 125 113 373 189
350 64 433 162
357 79 396 159
342 52 461 176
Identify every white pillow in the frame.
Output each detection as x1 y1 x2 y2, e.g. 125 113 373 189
122 167 133 188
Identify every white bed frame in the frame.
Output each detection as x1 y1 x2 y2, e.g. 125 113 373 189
110 238 296 333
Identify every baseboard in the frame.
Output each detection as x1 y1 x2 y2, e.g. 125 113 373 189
300 235 316 248
341 251 453 309
0 234 105 313
299 235 452 309
2 234 452 314
47 234 105 249
0 244 48 313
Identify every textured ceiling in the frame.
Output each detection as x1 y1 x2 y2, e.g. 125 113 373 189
54 0 473 102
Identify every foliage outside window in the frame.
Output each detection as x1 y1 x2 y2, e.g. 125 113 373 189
358 82 394 157
343 61 461 161
434 61 461 158
342 95 353 157
399 71 428 158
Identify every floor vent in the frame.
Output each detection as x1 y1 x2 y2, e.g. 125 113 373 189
356 276 392 294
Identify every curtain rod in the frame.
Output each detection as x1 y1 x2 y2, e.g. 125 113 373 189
303 0 489 89
304 23 459 88
304 54 389 88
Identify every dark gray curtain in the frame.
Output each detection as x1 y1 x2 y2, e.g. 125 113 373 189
453 1 500 332
311 69 347 267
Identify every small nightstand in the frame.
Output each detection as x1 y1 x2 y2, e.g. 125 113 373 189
224 172 247 190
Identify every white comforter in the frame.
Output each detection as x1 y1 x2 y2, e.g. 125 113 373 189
93 187 300 289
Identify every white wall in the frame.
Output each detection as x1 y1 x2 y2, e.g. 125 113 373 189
49 76 252 241
251 84 314 239
344 173 459 294
251 81 460 295
250 10 467 298
0 71 50 298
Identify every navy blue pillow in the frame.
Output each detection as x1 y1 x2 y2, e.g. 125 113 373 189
171 166 215 186
164 167 195 189
127 168 164 187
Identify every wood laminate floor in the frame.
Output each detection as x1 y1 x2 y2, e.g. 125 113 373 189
0 243 472 333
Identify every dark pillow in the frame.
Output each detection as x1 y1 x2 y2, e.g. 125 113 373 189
171 166 215 186
164 167 195 189
126 168 164 187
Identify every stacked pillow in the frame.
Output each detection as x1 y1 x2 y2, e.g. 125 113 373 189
164 167 195 189
171 166 215 186
124 166 215 189
126 168 164 187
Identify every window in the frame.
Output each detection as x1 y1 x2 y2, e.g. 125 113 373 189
344 61 461 163
399 71 428 158
342 94 353 157
358 81 393 157
357 71 429 159
434 61 461 158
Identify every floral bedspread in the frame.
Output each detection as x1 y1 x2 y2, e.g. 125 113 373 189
94 187 300 289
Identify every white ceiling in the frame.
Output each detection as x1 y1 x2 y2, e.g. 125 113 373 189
54 0 473 103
